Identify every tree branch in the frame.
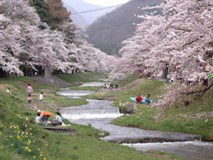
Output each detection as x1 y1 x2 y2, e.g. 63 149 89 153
183 82 213 96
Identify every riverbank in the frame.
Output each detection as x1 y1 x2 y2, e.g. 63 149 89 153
84 75 213 141
57 81 213 160
0 75 177 160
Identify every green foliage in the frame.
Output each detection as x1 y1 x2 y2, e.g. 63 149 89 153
29 0 70 30
29 0 56 28
208 74 213 79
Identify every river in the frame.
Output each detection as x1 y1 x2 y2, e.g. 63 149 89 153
57 83 213 160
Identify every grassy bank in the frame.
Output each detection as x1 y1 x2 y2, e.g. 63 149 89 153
85 76 213 141
57 72 108 84
86 78 167 106
0 76 179 160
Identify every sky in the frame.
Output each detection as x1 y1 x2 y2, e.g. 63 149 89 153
83 0 130 7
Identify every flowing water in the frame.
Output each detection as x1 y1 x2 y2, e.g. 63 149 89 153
123 141 213 160
80 82 107 87
58 84 213 160
56 89 94 99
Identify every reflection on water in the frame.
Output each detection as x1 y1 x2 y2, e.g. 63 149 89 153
80 82 106 87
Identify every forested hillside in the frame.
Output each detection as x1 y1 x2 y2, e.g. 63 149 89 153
29 0 70 29
86 0 163 55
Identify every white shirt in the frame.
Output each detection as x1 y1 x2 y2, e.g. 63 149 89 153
39 94 43 100
56 115 62 122
35 116 41 123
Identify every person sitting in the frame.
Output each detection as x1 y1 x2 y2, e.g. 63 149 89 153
35 112 42 125
40 111 51 124
146 94 151 104
51 112 63 126
136 95 143 103
6 88 11 93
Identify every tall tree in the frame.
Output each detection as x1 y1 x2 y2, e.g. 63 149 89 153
115 0 213 82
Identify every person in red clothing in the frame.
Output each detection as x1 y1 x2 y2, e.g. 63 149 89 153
136 95 143 103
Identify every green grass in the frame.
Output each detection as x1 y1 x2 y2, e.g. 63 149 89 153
0 76 176 160
57 72 108 84
113 74 138 87
45 94 87 108
113 105 213 140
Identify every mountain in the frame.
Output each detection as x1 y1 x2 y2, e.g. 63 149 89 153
62 0 115 27
85 0 164 55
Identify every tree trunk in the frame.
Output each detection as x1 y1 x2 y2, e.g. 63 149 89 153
44 67 54 84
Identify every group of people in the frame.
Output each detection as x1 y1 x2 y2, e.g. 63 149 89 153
35 110 63 126
104 83 118 89
136 94 151 104
27 84 63 126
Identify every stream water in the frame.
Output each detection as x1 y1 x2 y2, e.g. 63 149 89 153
58 83 213 160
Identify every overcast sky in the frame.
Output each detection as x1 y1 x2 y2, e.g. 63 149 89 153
83 0 130 7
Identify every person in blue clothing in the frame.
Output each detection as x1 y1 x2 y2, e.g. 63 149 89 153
145 94 151 104
51 112 62 126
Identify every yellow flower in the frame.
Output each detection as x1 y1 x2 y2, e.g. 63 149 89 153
46 144 48 146
33 156 36 159
28 139 31 144
44 158 47 160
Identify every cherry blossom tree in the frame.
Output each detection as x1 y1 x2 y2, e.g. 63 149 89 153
74 38 117 72
0 0 116 78
112 0 213 110
0 13 23 75
115 0 213 82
